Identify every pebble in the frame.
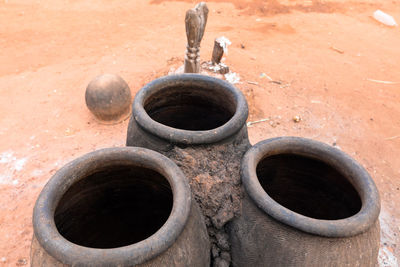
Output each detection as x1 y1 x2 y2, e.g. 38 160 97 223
16 258 27 265
293 115 301 122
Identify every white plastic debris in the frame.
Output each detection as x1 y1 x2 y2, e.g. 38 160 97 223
215 36 232 54
209 62 227 72
373 10 398 26
224 72 240 84
209 64 221 72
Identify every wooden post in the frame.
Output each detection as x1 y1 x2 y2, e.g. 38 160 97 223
184 2 209 73
211 39 224 64
210 36 231 74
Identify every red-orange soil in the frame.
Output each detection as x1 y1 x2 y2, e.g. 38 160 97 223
0 0 399 265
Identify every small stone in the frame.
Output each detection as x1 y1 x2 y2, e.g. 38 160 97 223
211 244 220 258
214 257 230 267
16 258 27 265
269 121 278 128
211 203 234 229
204 217 212 227
293 115 301 123
220 251 231 262
241 44 245 49
1 257 6 263
215 232 230 251
208 227 217 236
64 127 75 136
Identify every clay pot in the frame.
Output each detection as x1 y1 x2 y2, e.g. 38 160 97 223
229 137 381 267
31 147 210 266
126 74 249 151
126 74 250 266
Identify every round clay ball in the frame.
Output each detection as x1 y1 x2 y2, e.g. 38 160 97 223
85 74 132 123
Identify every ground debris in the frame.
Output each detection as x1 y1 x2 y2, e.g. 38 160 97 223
16 258 27 266
385 135 400 140
366 78 400 85
259 72 273 81
247 118 269 127
202 61 230 75
293 115 301 123
247 81 259 85
247 116 282 127
224 72 240 84
269 80 291 88
329 46 344 54
373 10 398 26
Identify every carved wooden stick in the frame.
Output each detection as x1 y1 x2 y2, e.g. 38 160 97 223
184 2 209 73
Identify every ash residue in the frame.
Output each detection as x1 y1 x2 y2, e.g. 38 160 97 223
165 138 249 266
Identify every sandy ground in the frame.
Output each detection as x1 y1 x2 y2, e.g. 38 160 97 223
0 0 399 266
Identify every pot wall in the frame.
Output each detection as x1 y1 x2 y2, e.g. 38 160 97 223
229 191 380 267
31 201 209 267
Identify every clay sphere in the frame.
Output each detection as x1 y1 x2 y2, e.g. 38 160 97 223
85 74 132 123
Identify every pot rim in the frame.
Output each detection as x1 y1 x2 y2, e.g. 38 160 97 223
132 74 248 145
32 147 191 266
241 136 380 237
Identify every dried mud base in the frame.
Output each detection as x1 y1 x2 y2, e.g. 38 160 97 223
165 139 249 267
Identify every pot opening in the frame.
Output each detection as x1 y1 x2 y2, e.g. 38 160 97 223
256 154 362 220
144 85 236 131
54 165 173 249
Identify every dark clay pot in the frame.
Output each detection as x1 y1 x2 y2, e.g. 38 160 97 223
229 137 381 267
126 74 250 266
126 74 249 150
31 147 210 267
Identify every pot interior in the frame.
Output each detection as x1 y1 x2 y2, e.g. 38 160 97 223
54 165 173 249
144 85 236 131
256 154 362 220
